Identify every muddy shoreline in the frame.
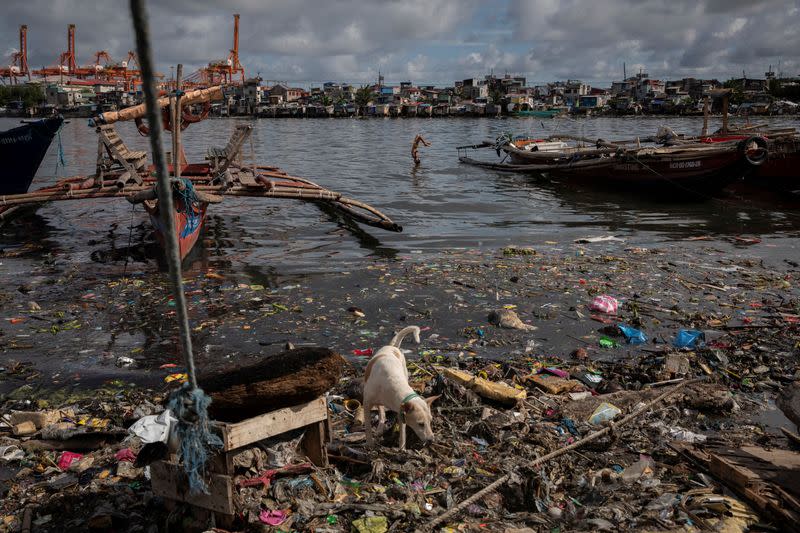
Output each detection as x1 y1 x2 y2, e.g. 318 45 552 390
2 240 798 405
2 240 800 531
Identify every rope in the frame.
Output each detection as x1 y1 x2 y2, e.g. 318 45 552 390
52 122 67 179
176 178 200 218
122 202 136 278
130 0 216 494
421 377 703 531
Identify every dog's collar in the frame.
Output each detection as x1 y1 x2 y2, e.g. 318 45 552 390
400 392 421 423
400 392 421 406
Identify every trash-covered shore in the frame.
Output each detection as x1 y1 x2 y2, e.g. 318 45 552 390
1 240 799 532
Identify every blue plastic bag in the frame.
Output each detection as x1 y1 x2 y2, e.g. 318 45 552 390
618 324 647 345
674 329 705 349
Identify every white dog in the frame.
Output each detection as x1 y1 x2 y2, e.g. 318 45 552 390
363 326 438 449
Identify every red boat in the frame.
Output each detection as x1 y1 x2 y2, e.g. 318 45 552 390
701 133 799 192
143 181 208 261
549 140 765 196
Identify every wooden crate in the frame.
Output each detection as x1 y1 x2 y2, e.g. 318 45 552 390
151 396 329 517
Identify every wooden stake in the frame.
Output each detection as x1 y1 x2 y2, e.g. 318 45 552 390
175 63 183 181
722 93 729 134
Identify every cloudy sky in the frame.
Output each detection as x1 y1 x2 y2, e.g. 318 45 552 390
2 0 798 87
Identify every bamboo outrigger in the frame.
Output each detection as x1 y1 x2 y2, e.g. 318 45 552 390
1 82 401 260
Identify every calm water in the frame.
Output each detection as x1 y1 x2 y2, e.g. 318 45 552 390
1 114 799 276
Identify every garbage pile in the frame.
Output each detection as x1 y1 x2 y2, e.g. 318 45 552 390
1 242 799 531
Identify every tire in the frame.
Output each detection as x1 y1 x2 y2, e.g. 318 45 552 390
739 136 769 166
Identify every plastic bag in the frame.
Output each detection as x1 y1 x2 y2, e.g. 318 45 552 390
674 329 705 349
618 324 647 344
590 295 619 314
128 409 177 444
588 402 621 425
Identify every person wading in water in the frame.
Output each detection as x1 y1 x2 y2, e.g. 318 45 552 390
411 134 430 166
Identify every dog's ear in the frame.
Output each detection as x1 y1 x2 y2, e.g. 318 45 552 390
424 395 441 407
402 402 413 413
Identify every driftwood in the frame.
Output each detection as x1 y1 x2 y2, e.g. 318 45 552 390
672 442 800 530
199 347 346 421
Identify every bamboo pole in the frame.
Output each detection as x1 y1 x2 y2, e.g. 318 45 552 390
92 85 223 126
721 93 729 134
0 183 401 230
175 64 182 180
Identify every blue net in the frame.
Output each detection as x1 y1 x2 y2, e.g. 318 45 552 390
176 178 200 216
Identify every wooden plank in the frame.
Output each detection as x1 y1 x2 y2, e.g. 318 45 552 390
216 397 327 451
150 460 234 515
301 420 328 467
739 446 800 469
237 171 258 187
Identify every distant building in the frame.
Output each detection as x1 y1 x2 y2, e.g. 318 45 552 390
578 94 608 108
728 77 768 94
45 84 89 107
464 84 488 100
269 83 303 102
242 77 263 107
563 80 590 106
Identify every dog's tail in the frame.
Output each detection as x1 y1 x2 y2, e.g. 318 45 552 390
390 326 421 348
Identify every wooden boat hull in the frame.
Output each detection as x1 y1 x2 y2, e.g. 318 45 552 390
144 197 207 261
550 149 753 196
0 116 64 195
756 138 799 191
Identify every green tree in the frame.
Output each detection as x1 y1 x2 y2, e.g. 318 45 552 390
722 79 746 105
0 85 45 109
489 88 505 105
354 85 373 115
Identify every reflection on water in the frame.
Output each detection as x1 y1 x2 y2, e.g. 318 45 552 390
1 115 798 276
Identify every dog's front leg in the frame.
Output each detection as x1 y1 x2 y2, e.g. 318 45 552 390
377 406 386 435
398 419 407 450
364 400 374 447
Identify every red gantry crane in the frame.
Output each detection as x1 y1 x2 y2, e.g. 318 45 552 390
0 25 30 83
33 23 78 77
192 13 246 86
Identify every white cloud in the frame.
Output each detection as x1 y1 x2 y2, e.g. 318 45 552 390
713 17 747 38
0 0 797 85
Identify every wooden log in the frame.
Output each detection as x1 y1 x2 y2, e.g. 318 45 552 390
199 347 346 421
114 171 133 189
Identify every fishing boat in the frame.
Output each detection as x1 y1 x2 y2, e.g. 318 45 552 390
0 116 64 194
757 135 799 190
0 85 401 262
697 130 799 193
458 132 768 196
142 180 210 260
547 140 766 195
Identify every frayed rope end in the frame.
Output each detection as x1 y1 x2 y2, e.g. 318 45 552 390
166 383 223 494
